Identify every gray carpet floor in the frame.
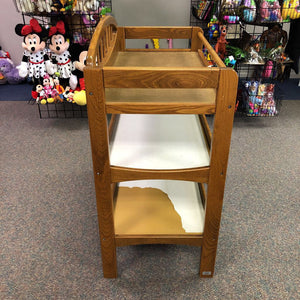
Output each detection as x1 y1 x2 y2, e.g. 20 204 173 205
1 101 299 299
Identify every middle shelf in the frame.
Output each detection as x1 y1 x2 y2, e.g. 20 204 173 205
109 114 211 170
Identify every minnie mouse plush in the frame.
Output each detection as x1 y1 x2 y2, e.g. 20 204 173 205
15 18 54 85
48 20 74 87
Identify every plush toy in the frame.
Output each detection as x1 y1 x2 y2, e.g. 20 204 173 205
0 46 11 84
51 0 77 12
84 0 100 11
0 59 24 84
48 20 74 87
73 90 87 105
63 86 75 102
215 25 228 60
260 24 288 49
0 46 11 60
35 0 52 13
15 0 35 13
69 43 87 90
53 75 65 94
15 18 54 87
34 84 47 103
42 74 54 98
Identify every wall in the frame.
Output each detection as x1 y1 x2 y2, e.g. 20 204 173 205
113 0 190 49
0 0 29 65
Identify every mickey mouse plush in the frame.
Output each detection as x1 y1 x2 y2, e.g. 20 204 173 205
48 20 74 87
69 43 87 90
15 18 54 85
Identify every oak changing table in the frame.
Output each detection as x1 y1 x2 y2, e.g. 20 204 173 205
84 16 238 278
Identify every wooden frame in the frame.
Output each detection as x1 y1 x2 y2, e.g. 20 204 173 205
84 16 238 278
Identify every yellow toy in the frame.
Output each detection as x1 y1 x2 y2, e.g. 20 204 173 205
282 0 300 20
73 90 86 106
152 39 160 49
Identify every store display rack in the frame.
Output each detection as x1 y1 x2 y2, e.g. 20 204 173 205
189 0 294 117
15 1 112 118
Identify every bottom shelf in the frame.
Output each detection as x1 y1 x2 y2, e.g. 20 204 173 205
114 180 205 236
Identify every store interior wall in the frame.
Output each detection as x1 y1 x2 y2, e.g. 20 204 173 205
1 0 298 77
112 0 190 49
0 1 29 65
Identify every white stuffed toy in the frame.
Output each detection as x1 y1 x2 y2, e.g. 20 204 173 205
16 0 35 13
36 0 52 13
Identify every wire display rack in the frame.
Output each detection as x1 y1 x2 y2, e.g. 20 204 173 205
17 1 113 119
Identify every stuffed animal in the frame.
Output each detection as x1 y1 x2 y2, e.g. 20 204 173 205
53 75 65 94
51 0 77 12
48 20 74 87
260 24 288 49
215 25 228 60
73 90 86 105
15 18 54 86
34 84 47 103
15 0 35 13
0 59 24 84
63 86 75 102
69 43 87 90
35 0 52 13
0 46 11 84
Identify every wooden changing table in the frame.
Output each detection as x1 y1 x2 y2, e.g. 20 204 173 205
84 16 238 278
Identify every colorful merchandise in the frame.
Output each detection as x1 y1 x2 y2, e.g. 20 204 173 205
208 17 219 40
244 81 277 116
282 0 300 20
259 0 282 22
243 0 257 22
220 0 242 23
14 0 108 13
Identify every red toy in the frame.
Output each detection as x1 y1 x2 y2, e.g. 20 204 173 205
215 25 228 60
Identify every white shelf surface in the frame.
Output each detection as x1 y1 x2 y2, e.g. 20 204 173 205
117 180 205 234
110 114 210 170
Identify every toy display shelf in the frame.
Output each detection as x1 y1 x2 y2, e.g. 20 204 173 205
14 0 112 15
37 102 87 119
84 16 238 278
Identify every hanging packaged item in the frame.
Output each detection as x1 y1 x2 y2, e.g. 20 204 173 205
282 0 300 21
243 0 257 22
192 0 215 21
259 0 282 22
13 0 109 13
219 0 242 23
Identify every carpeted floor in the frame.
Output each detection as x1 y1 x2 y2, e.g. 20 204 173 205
1 101 299 299
0 82 32 101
